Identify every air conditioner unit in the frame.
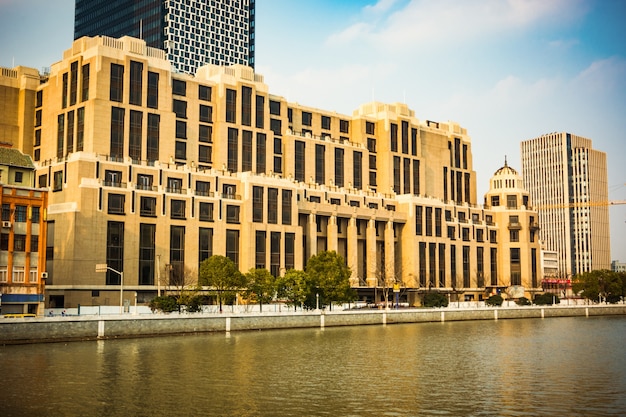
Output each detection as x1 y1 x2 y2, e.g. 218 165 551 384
41 272 48 279
2 221 11 228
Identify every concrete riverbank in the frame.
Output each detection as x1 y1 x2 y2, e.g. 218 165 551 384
2 304 625 345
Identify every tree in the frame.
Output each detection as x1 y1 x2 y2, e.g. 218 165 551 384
422 291 449 308
245 268 276 312
305 251 356 310
534 293 559 305
572 270 623 303
485 294 504 307
276 269 309 310
198 255 246 312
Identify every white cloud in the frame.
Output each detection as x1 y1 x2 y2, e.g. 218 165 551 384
363 0 399 15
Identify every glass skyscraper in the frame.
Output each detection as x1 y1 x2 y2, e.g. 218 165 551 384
74 0 255 74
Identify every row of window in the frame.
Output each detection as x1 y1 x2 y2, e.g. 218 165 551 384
0 267 39 284
0 233 39 252
1 204 41 223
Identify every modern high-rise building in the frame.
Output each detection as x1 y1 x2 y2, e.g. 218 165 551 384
521 133 610 277
74 0 255 74
2 35 544 309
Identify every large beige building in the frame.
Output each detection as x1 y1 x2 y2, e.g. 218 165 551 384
2 36 544 308
521 133 610 277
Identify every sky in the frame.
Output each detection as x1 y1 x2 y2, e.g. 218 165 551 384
1 0 625 262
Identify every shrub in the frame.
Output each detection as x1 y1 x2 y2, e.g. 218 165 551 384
422 292 449 308
516 297 531 306
533 293 560 305
485 294 503 307
149 296 179 313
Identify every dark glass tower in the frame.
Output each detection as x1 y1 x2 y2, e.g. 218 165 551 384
74 0 255 74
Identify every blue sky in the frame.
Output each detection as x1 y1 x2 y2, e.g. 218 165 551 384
1 0 625 262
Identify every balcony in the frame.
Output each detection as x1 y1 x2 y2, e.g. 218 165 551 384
508 222 522 230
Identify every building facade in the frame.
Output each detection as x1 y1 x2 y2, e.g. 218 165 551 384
521 133 610 277
0 147 48 315
4 36 543 308
74 0 255 74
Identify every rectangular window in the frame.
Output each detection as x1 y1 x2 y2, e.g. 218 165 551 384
199 124 212 143
199 105 212 123
490 248 498 286
269 100 280 115
199 202 214 221
403 158 411 194
226 205 240 223
295 141 305 182
107 193 125 214
463 246 470 287
199 228 213 267
57 114 64 158
256 133 266 174
270 118 282 136
302 111 312 126
282 189 292 225
477 247 484 287
172 79 186 96
393 156 401 193
195 181 210 196
253 186 264 222
451 245 457 288
67 110 75 154
285 233 295 270
199 145 212 164
255 231 266 269
268 188 278 224
270 232 281 277
173 99 187 119
353 151 362 190
147 71 159 109
411 128 418 156
241 86 252 126
77 107 84 151
419 242 426 287
425 207 433 237
139 223 155 285
62 72 68 108
110 107 124 159
110 63 124 103
129 61 143 105
321 115 331 130
106 221 124 285
70 61 78 106
227 127 238 171
130 110 142 161
510 248 521 286
366 121 375 135
334 148 344 187
147 113 159 162
401 121 409 154
429 243 436 287
170 200 186 219
435 208 442 237
81 63 90 102
226 230 240 266
340 119 349 134
175 141 186 160
315 144 325 184
416 206 423 235
413 160 420 195
176 120 187 139
140 196 156 217
255 95 265 129
53 171 63 191
226 88 237 123
199 85 211 101
390 123 398 152
169 226 185 285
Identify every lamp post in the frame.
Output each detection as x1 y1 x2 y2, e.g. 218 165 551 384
96 264 124 314
316 292 319 311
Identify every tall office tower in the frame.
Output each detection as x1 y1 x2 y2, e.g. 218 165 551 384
521 133 610 277
74 0 255 74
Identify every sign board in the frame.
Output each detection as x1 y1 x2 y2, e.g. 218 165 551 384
95 264 108 273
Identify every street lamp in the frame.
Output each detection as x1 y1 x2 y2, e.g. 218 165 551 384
96 263 124 314
316 292 319 311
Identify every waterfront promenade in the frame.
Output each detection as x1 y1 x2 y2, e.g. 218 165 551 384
1 303 625 345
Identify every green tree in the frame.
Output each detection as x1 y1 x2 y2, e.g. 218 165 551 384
276 269 309 310
534 293 559 305
245 268 276 312
305 251 356 310
422 291 449 308
198 255 246 312
485 294 504 307
572 269 623 303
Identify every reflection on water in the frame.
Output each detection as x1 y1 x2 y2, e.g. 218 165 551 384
1 316 625 416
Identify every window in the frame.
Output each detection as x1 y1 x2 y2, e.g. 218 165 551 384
226 88 237 123
295 141 305 182
172 79 186 96
255 95 265 129
31 207 40 223
176 120 187 139
366 121 375 135
242 130 252 171
270 118 281 136
393 156 400 193
139 223 155 285
104 170 122 187
147 71 159 109
57 114 64 158
169 226 185 285
108 194 125 214
462 227 470 241
256 133 266 174
200 105 212 123
321 115 331 130
196 181 210 196
302 111 312 126
227 127 238 171
490 230 497 243
199 202 214 221
106 221 124 285
129 61 143 105
490 248 498 285
62 73 68 108
510 230 519 242
510 248 521 285
413 160 420 195
226 230 240 266
268 188 278 224
401 121 409 154
255 231 266 269
507 195 517 209
416 206 423 235
53 171 63 191
199 85 212 101
110 107 124 159
171 200 186 219
167 177 183 193
315 144 325 184
137 174 153 191
81 63 90 102
340 119 349 134
403 158 411 194
269 100 280 115
77 107 84 151
282 190 292 225
253 186 263 222
390 123 398 152
147 113 160 162
130 110 142 161
173 99 187 119
12 265 25 282
462 246 470 287
334 148 344 187
199 145 212 164
199 125 212 143
14 171 23 184
66 110 75 154
140 196 156 217
491 196 500 206
241 86 252 126
367 138 376 153
110 64 124 103
226 205 240 223
199 228 213 266
175 141 186 160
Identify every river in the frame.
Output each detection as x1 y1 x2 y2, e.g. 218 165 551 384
1 316 625 416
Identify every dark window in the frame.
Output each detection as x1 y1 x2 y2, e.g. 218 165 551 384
57 114 64 158
199 202 214 221
106 221 124 285
147 71 159 109
81 63 90 102
195 181 210 196
510 248 521 286
366 121 375 135
242 131 252 171
403 158 411 194
256 133 266 174
268 188 278 224
199 85 211 101
367 138 376 153
425 207 433 237
110 107 124 159
411 128 418 156
413 159 420 195
199 125 212 143
393 156 400 193
241 86 252 126
334 148 344 187
176 120 187 139
130 110 142 161
340 119 349 134
226 230 240 266
416 206 423 235
171 200 186 219
435 208 442 237
62 72 68 108
353 151 362 190
173 99 187 118
147 113 160 162
199 228 213 267
269 100 281 115
401 121 409 154
199 105 212 123
507 195 517 209
107 193 125 214
169 226 185 285
253 186 264 222
255 231 266 269
110 63 124 103
66 111 74 153
226 88 237 123
140 196 156 217
139 224 155 285
490 248 498 285
226 205 240 223
302 111 312 126
477 247 484 287
282 190 292 225
390 123 398 152
295 141 305 182
315 144 325 184
463 246 470 287
77 107 84 151
255 95 265 129
129 61 143 105
175 141 186 160
270 118 281 136
199 145 212 164
172 79 186 96
53 171 63 191
321 115 331 130
227 127 238 171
